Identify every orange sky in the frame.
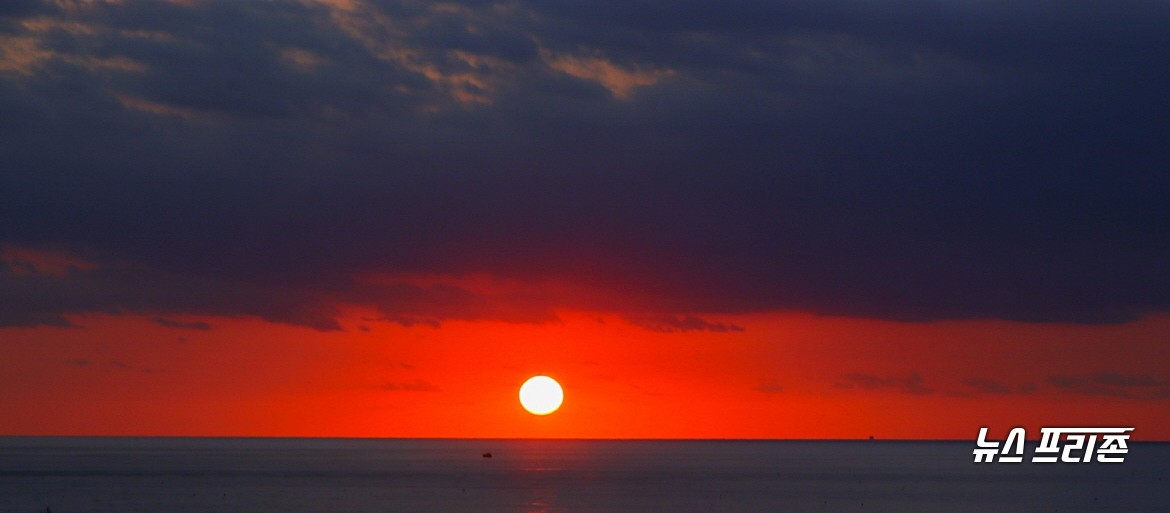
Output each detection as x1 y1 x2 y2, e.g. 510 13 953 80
4 306 1167 440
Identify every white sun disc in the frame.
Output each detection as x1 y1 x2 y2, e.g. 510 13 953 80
519 376 564 415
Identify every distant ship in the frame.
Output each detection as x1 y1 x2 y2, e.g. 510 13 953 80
482 452 492 458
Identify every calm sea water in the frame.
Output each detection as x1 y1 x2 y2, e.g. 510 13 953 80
0 438 1165 513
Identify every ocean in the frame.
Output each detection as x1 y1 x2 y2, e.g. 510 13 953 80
0 437 1165 512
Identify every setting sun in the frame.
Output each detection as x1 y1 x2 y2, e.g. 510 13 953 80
519 376 564 415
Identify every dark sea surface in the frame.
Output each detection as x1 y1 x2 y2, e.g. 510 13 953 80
0 437 1165 512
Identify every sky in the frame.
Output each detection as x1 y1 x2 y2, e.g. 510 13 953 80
2 0 1169 439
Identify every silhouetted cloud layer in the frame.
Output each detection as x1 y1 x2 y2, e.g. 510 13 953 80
3 0 1168 329
151 317 212 330
837 372 934 395
1047 373 1170 400
625 315 745 333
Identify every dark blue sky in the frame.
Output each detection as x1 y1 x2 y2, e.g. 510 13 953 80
2 0 1169 330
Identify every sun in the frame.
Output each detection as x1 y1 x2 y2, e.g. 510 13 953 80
519 376 564 415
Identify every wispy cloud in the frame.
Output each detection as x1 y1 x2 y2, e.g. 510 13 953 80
1047 372 1170 400
964 377 1035 395
626 315 745 333
543 50 674 99
152 317 212 330
837 373 934 395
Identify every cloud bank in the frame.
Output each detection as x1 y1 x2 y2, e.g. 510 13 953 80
2 0 1168 330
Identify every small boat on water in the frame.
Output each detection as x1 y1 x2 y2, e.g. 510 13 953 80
482 452 492 458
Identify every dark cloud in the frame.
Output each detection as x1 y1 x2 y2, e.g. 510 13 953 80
0 259 344 331
1047 373 1170 400
961 378 1013 395
2 0 1169 329
625 315 745 333
371 315 441 329
151 317 212 331
0 0 47 19
363 283 560 327
0 256 566 330
837 373 934 395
